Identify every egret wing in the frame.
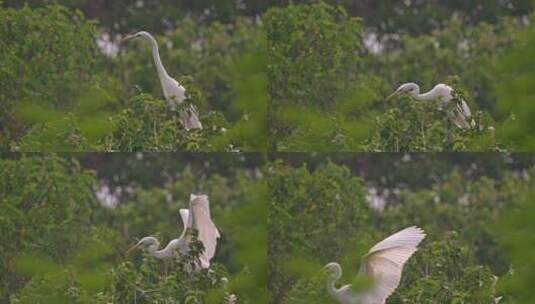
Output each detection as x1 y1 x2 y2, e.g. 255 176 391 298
178 208 191 239
190 194 220 268
358 226 425 303
367 226 425 254
460 99 472 117
450 100 471 129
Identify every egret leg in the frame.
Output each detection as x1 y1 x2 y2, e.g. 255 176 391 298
168 258 175 274
443 117 447 145
162 259 169 276
443 117 450 148
420 120 427 150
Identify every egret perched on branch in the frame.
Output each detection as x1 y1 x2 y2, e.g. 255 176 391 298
121 31 202 131
324 226 426 304
386 83 474 129
126 194 220 268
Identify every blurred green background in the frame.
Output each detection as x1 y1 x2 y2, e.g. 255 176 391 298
0 153 266 303
269 153 535 303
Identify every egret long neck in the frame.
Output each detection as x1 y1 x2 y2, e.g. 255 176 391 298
326 276 340 298
146 238 163 257
414 88 437 101
150 239 175 259
153 249 169 259
141 33 169 79
326 265 343 297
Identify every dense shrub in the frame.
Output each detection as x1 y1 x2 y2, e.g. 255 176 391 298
363 97 499 152
101 94 230 152
494 24 535 150
268 161 369 302
267 2 362 109
0 5 97 145
267 2 364 149
496 189 535 303
0 155 97 301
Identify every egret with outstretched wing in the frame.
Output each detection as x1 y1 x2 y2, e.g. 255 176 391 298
324 226 426 304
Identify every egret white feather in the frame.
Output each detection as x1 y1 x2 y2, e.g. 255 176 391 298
189 194 221 268
386 82 473 129
126 193 220 269
324 226 426 304
121 31 202 130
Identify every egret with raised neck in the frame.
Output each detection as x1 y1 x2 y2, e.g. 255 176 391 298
121 31 202 131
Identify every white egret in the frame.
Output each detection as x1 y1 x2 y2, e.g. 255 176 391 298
126 194 220 268
386 83 474 129
324 226 426 304
121 31 202 131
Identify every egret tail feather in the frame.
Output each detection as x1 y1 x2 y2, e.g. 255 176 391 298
179 105 203 130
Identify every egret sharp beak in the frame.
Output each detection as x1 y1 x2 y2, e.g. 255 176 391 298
125 243 140 256
385 90 401 102
120 34 136 44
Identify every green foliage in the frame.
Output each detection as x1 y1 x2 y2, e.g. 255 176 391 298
380 168 527 275
10 228 116 304
267 2 362 109
267 2 364 149
12 114 92 152
284 272 334 304
101 93 230 152
364 98 499 152
207 48 268 151
494 24 535 150
5 0 530 36
295 0 533 35
2 0 270 32
0 4 97 145
0 155 97 301
268 161 369 302
98 232 231 304
391 232 495 303
496 189 535 303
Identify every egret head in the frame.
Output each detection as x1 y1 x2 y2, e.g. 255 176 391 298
120 31 151 43
125 236 158 255
386 82 420 101
323 262 342 279
190 193 209 206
